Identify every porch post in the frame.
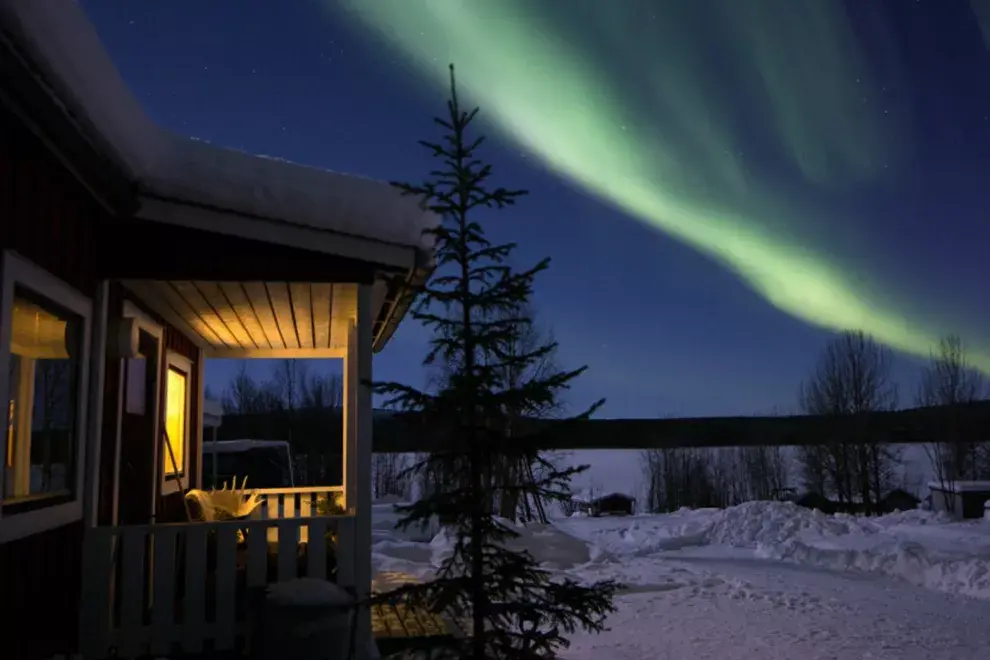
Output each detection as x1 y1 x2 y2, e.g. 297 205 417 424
344 283 373 656
84 280 109 526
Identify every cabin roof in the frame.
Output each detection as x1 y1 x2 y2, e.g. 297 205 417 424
927 480 990 494
0 2 438 266
594 492 635 502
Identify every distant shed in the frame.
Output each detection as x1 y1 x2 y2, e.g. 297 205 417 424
928 481 990 520
591 493 636 517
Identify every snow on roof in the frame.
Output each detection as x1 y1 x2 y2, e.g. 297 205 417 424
0 1 438 252
927 481 990 494
149 134 435 248
202 398 223 428
203 439 290 454
0 0 166 176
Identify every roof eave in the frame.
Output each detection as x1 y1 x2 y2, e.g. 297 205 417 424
372 247 434 353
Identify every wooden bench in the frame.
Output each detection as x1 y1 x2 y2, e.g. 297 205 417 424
371 600 467 657
370 572 468 656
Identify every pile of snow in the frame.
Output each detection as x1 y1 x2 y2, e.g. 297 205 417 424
703 501 870 547
372 500 990 601
569 501 990 600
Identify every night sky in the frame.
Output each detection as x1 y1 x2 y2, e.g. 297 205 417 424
81 0 990 418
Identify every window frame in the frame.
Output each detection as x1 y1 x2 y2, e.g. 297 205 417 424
0 251 92 543
160 351 192 496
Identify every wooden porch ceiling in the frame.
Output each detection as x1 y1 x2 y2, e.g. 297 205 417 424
123 280 385 358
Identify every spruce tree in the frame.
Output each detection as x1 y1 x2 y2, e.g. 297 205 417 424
374 65 617 659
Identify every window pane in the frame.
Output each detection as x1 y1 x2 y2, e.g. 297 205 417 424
164 366 187 476
124 354 147 415
4 288 82 505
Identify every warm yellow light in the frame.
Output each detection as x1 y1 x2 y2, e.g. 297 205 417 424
6 399 13 468
11 299 70 359
164 367 187 476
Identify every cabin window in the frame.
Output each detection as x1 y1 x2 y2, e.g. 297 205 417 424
162 352 192 487
0 252 91 541
4 289 83 506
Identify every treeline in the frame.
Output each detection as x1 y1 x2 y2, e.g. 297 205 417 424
639 331 990 515
641 445 789 512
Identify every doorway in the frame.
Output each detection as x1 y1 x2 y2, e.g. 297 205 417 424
117 328 160 525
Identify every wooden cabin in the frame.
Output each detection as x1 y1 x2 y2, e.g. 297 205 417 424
0 3 435 658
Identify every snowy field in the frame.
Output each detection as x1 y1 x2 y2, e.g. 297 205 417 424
371 501 990 659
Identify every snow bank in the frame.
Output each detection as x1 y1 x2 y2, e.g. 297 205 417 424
702 502 990 599
568 501 990 600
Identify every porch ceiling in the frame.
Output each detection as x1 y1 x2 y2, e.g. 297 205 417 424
123 280 387 358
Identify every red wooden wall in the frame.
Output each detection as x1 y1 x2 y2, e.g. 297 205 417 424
0 98 102 660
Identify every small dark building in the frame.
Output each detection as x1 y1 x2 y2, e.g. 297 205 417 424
928 481 990 520
880 488 921 514
591 492 636 517
795 492 837 515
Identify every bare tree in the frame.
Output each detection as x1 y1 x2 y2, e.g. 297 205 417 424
917 335 987 512
222 363 278 414
271 360 307 414
737 445 788 501
300 371 342 409
798 331 900 514
373 453 411 500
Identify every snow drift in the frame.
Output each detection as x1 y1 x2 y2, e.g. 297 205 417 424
568 501 990 600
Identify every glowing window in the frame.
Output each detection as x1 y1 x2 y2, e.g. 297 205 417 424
163 365 187 477
4 287 82 506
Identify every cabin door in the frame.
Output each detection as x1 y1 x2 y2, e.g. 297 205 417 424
117 329 160 525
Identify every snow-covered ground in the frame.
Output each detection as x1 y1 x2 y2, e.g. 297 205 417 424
371 500 990 659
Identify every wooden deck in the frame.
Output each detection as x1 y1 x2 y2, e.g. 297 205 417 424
371 571 467 656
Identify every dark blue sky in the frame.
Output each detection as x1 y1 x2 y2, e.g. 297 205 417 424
81 1 990 417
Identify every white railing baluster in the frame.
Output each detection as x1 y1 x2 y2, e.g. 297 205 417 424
300 492 313 517
336 516 356 590
245 520 268 588
283 492 295 518
307 518 328 580
118 527 147 658
214 525 239 650
275 519 297 581
79 527 115 656
150 527 179 655
182 525 209 653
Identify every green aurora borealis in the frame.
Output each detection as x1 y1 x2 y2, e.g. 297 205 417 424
334 0 990 373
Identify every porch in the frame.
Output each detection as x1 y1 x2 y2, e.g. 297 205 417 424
79 276 378 658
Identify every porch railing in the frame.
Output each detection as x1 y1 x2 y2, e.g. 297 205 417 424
79 513 355 658
253 485 344 519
